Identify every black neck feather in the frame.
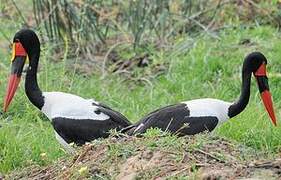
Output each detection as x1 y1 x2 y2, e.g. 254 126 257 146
25 51 44 110
228 70 251 118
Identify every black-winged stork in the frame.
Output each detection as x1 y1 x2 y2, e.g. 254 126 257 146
3 29 131 153
123 52 277 136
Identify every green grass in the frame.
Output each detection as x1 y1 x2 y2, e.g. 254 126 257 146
1 25 281 173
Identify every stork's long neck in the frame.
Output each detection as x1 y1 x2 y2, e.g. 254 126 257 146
228 68 252 118
25 51 44 110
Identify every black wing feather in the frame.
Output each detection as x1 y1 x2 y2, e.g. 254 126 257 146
97 106 132 127
124 103 219 136
52 103 131 145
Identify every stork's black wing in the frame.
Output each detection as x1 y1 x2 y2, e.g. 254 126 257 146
123 103 218 136
52 105 131 145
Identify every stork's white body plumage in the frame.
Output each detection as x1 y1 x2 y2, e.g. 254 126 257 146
42 92 109 120
183 98 231 124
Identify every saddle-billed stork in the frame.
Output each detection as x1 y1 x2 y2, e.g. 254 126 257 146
123 52 277 136
3 29 131 153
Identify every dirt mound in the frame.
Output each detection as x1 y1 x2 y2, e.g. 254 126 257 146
7 134 281 179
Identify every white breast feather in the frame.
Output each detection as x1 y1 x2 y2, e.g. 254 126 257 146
183 98 231 123
41 92 110 121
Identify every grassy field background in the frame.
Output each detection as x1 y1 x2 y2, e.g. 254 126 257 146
1 0 281 175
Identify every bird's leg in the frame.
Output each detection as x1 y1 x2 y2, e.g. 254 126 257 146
54 131 76 155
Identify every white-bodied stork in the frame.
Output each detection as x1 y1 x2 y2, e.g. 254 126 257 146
123 52 277 136
3 29 131 153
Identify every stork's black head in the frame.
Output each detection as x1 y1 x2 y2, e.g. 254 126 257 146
243 52 267 74
3 29 40 112
13 29 40 60
243 52 277 126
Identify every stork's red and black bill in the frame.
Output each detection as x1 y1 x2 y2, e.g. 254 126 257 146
254 63 277 126
3 42 27 112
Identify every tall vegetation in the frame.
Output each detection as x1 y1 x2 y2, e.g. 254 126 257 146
32 0 279 52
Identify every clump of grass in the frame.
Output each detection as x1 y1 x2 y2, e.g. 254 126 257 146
7 132 276 179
